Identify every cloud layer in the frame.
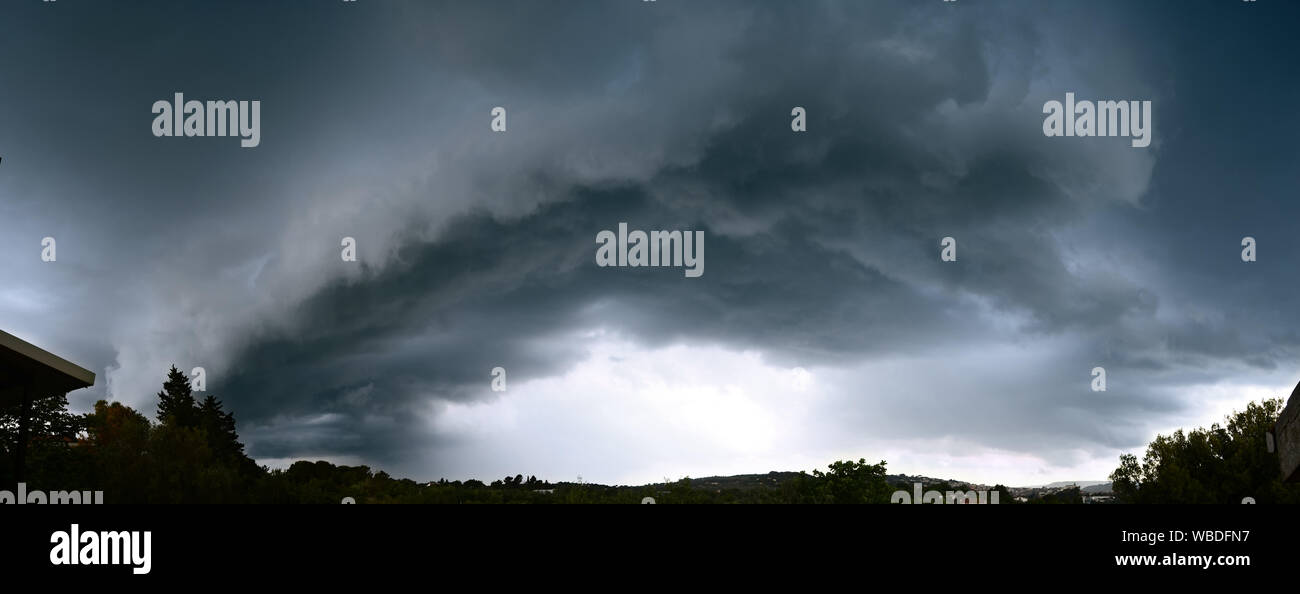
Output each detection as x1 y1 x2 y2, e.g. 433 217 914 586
3 1 1298 485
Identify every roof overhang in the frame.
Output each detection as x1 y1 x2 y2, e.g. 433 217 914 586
0 329 96 406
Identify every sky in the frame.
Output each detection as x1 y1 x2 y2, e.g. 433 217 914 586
2 0 1299 487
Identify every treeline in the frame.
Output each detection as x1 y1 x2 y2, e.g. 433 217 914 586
1109 398 1300 504
250 457 1020 504
5 365 1295 503
1 366 264 503
0 369 1008 503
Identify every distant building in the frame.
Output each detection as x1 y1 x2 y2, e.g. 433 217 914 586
1273 384 1300 482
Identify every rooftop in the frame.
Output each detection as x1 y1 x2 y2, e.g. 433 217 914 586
0 329 95 405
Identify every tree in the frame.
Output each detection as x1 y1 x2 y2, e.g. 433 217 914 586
82 400 153 502
0 392 85 485
0 393 83 457
156 365 199 428
1110 398 1300 504
78 367 262 502
198 394 255 473
813 458 892 504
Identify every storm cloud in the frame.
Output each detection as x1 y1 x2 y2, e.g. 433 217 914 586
2 0 1298 485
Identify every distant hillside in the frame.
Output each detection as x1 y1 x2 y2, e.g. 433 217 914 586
680 471 989 491
671 471 1114 500
1081 482 1113 494
1033 480 1109 489
680 471 802 489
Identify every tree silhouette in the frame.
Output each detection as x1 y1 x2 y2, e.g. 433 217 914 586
199 394 254 472
156 365 199 428
813 458 892 504
1110 398 1300 504
0 393 85 485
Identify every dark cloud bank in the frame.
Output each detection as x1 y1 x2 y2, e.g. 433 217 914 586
3 1 1299 482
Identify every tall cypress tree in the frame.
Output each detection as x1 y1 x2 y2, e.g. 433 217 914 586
155 365 199 428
